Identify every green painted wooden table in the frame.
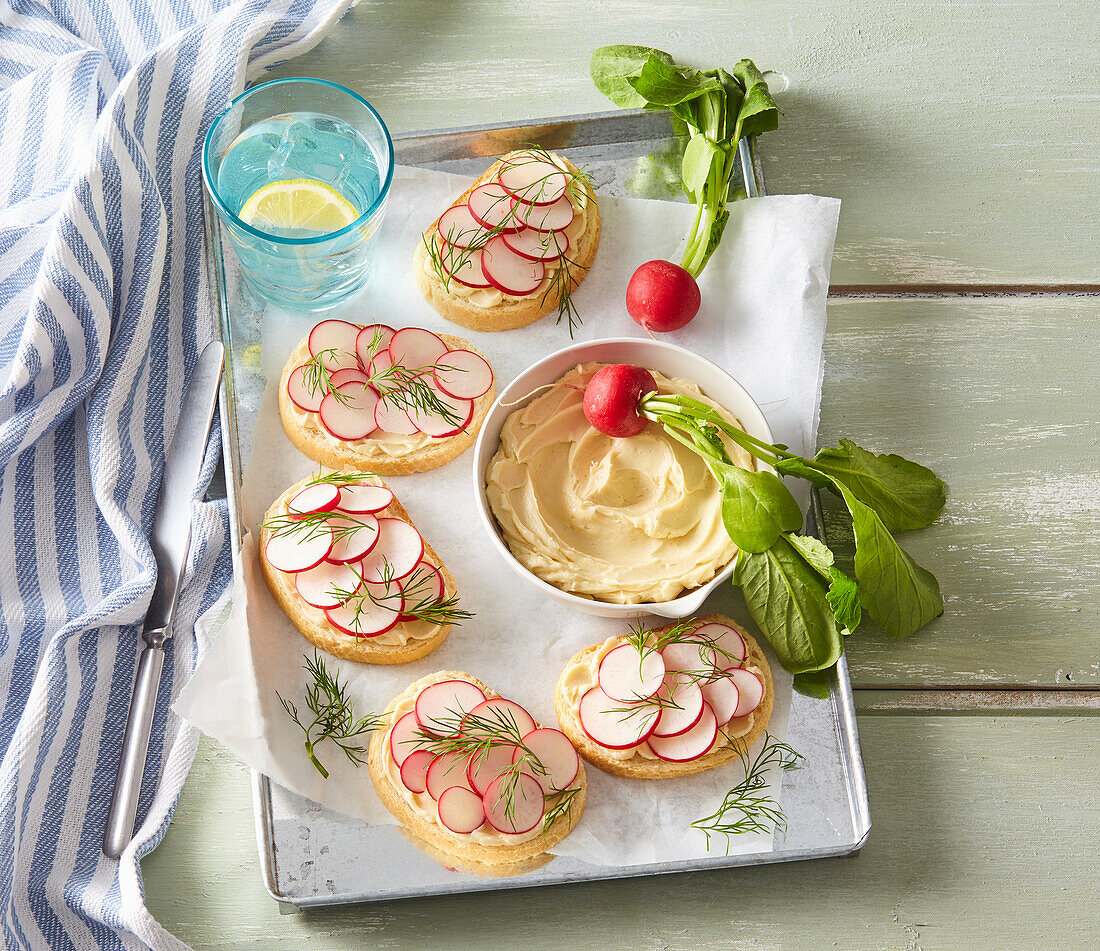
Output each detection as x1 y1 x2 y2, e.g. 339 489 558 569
144 2 1100 947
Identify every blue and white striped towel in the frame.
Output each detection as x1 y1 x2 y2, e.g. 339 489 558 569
0 1 354 947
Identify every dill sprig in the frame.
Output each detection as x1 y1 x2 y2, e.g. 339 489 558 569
277 651 386 779
305 468 381 488
541 785 581 835
691 734 804 851
330 561 473 629
262 508 375 544
302 348 353 406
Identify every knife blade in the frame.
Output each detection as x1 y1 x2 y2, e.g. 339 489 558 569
104 340 224 858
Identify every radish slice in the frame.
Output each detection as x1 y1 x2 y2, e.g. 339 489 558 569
701 675 741 727
286 365 323 413
647 703 718 763
598 643 665 703
426 751 477 800
463 698 536 739
337 482 393 514
407 383 473 439
481 235 545 296
374 395 419 435
727 667 764 718
264 527 332 573
287 482 340 516
318 383 379 441
355 324 394 366
357 517 424 582
466 182 519 232
325 513 379 564
437 785 485 834
294 559 362 609
691 622 747 669
324 580 402 637
389 711 424 767
399 749 433 794
466 745 515 797
514 728 579 794
512 193 574 231
415 680 487 737
437 242 492 289
650 673 705 738
398 564 446 620
432 349 493 400
577 686 658 750
483 772 544 835
329 367 370 389
502 227 568 262
308 319 361 365
437 204 491 248
497 153 569 206
370 348 394 376
388 327 448 369
661 641 718 676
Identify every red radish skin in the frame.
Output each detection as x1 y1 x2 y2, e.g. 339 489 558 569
583 364 658 438
356 517 424 582
701 675 741 727
691 622 747 669
415 680 487 737
650 673 705 738
440 244 492 289
388 327 448 369
514 729 579 794
577 686 659 750
405 383 473 439
426 751 477 800
512 193 574 231
432 349 493 400
647 703 718 763
726 667 765 718
336 482 394 514
294 559 362 610
437 203 490 248
466 183 520 232
626 260 701 332
397 564 446 621
324 514 379 564
437 785 486 834
481 235 545 296
324 584 402 637
502 227 567 262
308 319 361 365
389 712 423 767
497 153 569 206
463 698 536 739
318 383 379 441
355 324 395 366
287 482 340 516
329 367 370 389
482 772 545 835
264 528 332 573
286 365 323 413
399 750 434 794
597 643 665 703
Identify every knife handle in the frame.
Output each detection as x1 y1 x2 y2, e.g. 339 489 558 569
103 632 167 858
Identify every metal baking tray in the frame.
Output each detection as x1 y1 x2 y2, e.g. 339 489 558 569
206 108 871 910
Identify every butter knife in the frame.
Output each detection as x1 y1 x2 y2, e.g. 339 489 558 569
103 340 224 858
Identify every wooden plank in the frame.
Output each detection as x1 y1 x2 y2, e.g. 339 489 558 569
143 721 1100 949
819 296 1099 688
263 0 1100 286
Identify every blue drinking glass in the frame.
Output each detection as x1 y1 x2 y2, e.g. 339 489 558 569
203 78 394 311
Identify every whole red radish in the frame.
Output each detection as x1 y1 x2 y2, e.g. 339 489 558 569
583 364 658 438
626 260 701 332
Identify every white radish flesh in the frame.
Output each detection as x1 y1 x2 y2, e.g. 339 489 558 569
497 153 569 206
597 643 665 703
329 368 370 390
515 728 579 794
513 193 574 231
577 686 658 750
325 513 379 564
415 680 487 737
355 324 394 365
399 563 445 618
701 675 741 727
407 383 473 439
389 711 424 767
437 204 491 248
650 673 705 738
374 395 419 435
294 559 362 609
466 183 519 232
691 622 747 669
308 319 361 366
264 527 332 573
647 703 718 763
286 364 323 413
483 772 544 835
463 698 536 740
324 584 402 637
436 785 485 834
502 227 568 262
426 751 477 800
466 745 516 796
432 349 493 400
727 667 765 718
337 482 394 514
370 349 394 375
399 749 433 794
388 327 448 369
356 517 424 583
481 235 545 296
661 641 718 676
287 482 340 516
318 383 378 441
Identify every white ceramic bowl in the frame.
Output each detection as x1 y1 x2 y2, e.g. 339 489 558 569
471 337 775 620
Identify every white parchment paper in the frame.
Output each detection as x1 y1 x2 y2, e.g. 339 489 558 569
175 165 840 866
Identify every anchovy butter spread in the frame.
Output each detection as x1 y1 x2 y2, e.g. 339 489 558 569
485 363 755 604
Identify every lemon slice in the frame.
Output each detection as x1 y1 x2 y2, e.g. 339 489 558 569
238 178 359 235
